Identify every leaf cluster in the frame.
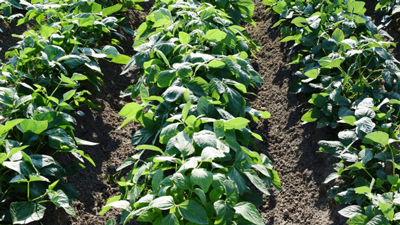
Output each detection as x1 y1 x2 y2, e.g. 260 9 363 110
375 0 400 29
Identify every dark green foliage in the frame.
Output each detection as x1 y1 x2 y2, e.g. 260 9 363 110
265 0 400 223
101 0 280 224
0 0 136 223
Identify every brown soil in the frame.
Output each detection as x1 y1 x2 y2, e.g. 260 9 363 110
246 1 346 224
5 1 399 225
0 19 31 62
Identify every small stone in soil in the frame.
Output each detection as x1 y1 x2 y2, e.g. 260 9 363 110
284 209 290 216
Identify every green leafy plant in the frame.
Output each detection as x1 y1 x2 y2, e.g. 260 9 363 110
101 0 281 224
0 0 25 20
0 0 141 223
376 0 400 28
265 0 400 224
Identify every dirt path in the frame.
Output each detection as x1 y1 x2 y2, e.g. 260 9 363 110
245 1 347 224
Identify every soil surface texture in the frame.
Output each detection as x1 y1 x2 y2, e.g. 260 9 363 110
2 0 400 224
245 1 346 224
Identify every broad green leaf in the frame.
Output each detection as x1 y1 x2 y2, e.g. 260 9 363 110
354 186 371 194
362 131 389 146
186 77 208 97
119 102 142 118
214 200 234 225
39 25 56 38
100 196 122 215
332 28 345 42
75 137 98 146
394 212 400 221
347 215 369 225
197 97 218 118
10 202 46 224
63 89 76 101
48 190 76 217
78 15 95 27
304 69 319 79
204 29 227 42
193 130 217 148
338 205 363 218
244 171 270 196
149 196 174 210
324 172 339 184
223 87 245 117
1 119 24 135
19 119 48 134
269 169 282 190
319 57 343 69
208 60 226 69
193 188 207 206
179 32 190 45
345 162 364 171
106 219 116 225
291 17 307 27
160 123 180 144
178 200 208 224
234 202 264 225
157 71 177 88
174 131 195 157
71 73 88 81
379 202 394 221
342 116 357 126
191 168 213 192
137 211 157 222
172 173 191 190
121 56 136 75
223 180 239 204
102 4 122 16
136 145 164 154
354 117 375 134
214 120 224 139
227 167 246 195
29 174 50 182
0 153 7 164
258 110 271 119
201 147 225 161
152 169 163 192
161 213 179 225
58 55 85 68
364 215 390 225
45 128 75 149
104 200 130 209
224 118 249 130
163 86 186 102
111 54 131 64
43 45 66 61
182 102 191 120
301 108 319 122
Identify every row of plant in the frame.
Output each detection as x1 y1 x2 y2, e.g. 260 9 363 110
100 0 282 224
376 0 400 29
0 0 139 223
264 0 400 224
0 0 25 22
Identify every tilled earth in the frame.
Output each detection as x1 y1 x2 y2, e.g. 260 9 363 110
2 1 400 224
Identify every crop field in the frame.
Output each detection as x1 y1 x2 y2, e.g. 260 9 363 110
1 0 400 224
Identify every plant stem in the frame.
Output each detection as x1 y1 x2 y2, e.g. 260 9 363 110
27 181 30 201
